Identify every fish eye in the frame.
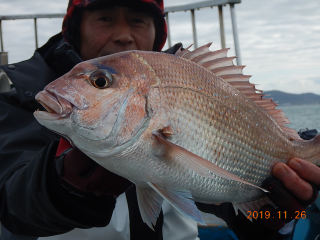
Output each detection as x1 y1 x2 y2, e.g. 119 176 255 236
89 69 113 89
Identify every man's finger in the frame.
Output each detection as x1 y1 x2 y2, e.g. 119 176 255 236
273 162 313 201
288 158 320 188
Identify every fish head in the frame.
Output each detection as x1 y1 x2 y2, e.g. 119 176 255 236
34 51 159 157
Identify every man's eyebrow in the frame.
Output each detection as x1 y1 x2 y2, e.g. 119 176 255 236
122 6 152 16
98 6 115 12
89 5 115 12
92 5 152 17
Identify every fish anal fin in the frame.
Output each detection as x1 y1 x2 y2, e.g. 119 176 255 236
233 196 277 220
136 186 164 230
148 183 205 225
152 133 268 193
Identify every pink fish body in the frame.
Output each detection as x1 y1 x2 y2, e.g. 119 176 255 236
34 44 320 227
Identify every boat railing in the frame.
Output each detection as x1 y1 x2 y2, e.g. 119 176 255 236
0 0 242 92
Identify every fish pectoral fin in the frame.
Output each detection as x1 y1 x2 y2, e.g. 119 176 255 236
152 133 213 178
152 134 268 193
233 196 277 220
148 183 205 225
136 186 164 230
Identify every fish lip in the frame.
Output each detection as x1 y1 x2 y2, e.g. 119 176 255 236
35 90 75 119
33 110 66 121
44 86 89 110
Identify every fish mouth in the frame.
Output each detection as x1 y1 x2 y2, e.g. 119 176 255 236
34 90 74 120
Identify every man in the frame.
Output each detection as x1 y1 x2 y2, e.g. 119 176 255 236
0 1 198 239
0 0 319 239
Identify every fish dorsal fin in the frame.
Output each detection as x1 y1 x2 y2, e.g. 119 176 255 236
175 44 193 57
183 43 212 60
176 43 302 141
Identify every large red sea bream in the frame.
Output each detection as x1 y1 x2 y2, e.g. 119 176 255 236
34 44 320 228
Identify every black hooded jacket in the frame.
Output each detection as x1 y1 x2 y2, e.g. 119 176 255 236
0 33 166 239
0 33 117 236
0 33 281 240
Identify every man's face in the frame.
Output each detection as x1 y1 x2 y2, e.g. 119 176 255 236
79 5 156 60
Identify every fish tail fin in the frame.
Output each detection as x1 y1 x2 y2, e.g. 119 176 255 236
312 134 320 144
293 134 320 166
307 134 320 165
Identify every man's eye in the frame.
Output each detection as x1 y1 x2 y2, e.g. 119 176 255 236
131 18 145 24
98 16 112 22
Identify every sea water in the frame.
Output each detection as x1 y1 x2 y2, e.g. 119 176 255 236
277 104 320 132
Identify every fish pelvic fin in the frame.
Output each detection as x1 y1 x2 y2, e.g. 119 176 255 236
136 186 164 230
148 183 205 225
152 133 269 193
176 43 302 141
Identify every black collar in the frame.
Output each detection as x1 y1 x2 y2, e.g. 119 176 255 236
0 33 82 103
0 52 59 103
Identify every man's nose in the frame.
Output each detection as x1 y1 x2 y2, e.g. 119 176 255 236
113 22 134 45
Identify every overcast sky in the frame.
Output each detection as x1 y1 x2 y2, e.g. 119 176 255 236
0 0 319 94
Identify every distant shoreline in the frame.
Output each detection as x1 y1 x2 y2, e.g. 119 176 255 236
278 103 320 106
264 91 320 106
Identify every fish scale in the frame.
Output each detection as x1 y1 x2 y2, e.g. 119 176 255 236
139 50 317 197
34 44 320 228
156 87 269 198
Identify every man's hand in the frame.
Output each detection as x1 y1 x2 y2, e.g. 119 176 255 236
260 158 320 230
55 138 133 197
273 158 320 202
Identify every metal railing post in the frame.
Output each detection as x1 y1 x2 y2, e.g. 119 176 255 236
34 18 38 49
0 52 8 65
0 1 242 57
0 20 4 52
0 52 10 92
190 9 198 49
230 3 242 66
218 5 226 49
165 12 172 48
